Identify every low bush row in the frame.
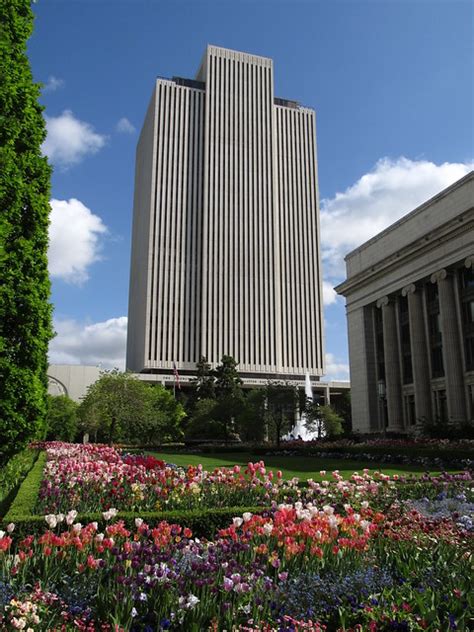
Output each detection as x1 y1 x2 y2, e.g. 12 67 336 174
0 448 39 516
252 444 474 460
2 452 46 521
3 504 268 540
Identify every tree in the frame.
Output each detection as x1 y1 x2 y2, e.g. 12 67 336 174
213 355 243 399
192 356 215 401
213 356 244 444
236 389 266 443
304 402 344 439
184 398 225 441
0 0 53 463
78 370 185 444
265 381 297 447
138 383 185 444
333 391 352 436
45 395 78 442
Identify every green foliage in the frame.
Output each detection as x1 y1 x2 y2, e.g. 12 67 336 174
45 395 78 442
265 381 297 447
236 389 266 443
191 356 216 402
420 416 474 440
304 403 344 438
320 405 344 437
213 355 243 399
4 500 266 540
333 391 352 436
3 450 46 521
139 383 186 444
0 447 38 515
185 398 225 440
185 356 245 444
78 370 185 444
0 0 53 462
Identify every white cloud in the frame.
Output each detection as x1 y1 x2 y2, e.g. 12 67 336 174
322 280 338 306
49 316 128 370
42 110 107 167
48 198 107 284
116 117 136 134
321 157 474 280
324 353 350 382
43 76 64 93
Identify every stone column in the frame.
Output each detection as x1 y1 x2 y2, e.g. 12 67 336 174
402 284 432 423
430 269 467 424
376 296 404 432
465 256 474 270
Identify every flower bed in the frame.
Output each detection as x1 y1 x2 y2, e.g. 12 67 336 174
0 496 472 630
1 443 472 630
34 443 286 514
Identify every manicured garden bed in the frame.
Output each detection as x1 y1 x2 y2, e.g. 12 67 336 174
0 442 472 630
148 450 465 481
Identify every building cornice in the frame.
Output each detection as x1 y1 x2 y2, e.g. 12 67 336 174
343 171 474 262
336 206 474 297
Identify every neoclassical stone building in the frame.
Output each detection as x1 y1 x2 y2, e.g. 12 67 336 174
336 172 474 433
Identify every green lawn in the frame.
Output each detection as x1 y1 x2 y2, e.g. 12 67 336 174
148 451 458 481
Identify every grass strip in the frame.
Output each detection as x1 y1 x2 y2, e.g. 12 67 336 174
147 451 464 481
3 451 46 522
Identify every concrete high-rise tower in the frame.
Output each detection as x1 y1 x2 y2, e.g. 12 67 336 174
127 45 324 386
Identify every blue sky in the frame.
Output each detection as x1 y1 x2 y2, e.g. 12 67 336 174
30 0 473 378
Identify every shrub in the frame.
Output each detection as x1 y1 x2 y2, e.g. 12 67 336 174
45 395 78 441
3 504 268 540
0 0 53 463
0 448 39 515
3 451 46 521
78 370 185 444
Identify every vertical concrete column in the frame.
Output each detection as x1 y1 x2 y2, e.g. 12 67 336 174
430 269 467 424
376 296 404 432
402 284 432 423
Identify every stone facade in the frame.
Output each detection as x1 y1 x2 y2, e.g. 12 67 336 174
336 172 474 433
47 365 102 403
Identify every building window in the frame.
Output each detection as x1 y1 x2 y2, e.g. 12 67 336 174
399 295 413 384
433 389 447 422
405 394 416 426
459 267 474 371
468 384 474 420
426 282 444 377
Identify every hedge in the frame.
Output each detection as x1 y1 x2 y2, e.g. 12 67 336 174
0 448 40 517
2 505 269 540
249 445 474 461
131 444 474 461
3 451 46 522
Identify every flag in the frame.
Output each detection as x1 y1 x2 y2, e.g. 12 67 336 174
172 361 181 390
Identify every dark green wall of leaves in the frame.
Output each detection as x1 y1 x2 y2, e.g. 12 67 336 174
0 1 52 463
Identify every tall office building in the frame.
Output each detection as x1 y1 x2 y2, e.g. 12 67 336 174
127 45 324 385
